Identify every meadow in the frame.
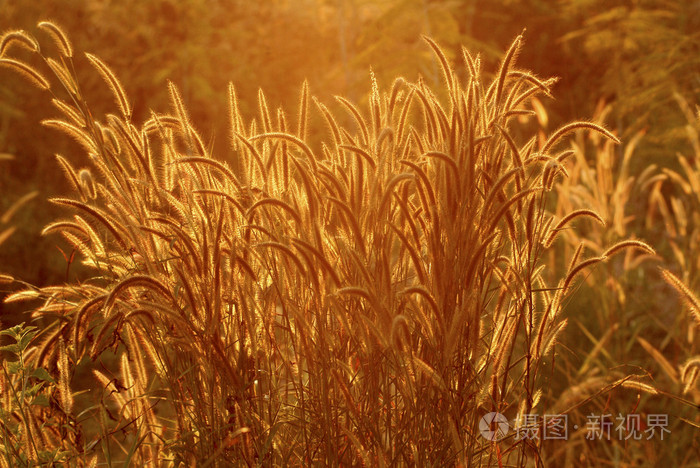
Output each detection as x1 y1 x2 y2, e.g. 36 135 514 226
1 3 700 467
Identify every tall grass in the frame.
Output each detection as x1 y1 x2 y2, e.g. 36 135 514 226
1 24 661 466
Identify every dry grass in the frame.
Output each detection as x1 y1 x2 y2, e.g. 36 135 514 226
1 23 697 467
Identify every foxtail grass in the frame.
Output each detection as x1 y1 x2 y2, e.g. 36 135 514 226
0 25 656 466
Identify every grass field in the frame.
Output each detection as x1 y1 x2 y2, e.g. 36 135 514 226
1 17 699 467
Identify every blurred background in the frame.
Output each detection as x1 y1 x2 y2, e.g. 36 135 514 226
1 0 699 324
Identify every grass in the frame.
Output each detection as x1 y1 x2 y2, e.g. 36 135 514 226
0 22 698 466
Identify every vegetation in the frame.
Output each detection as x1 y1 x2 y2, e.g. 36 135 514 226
1 3 699 467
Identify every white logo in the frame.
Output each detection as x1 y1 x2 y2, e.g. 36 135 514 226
479 412 509 441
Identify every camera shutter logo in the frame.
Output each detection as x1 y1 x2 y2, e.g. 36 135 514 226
479 412 509 441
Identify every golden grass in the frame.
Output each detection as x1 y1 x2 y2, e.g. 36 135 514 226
661 268 700 324
1 23 696 467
